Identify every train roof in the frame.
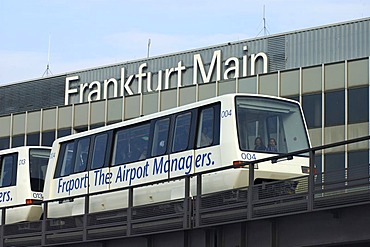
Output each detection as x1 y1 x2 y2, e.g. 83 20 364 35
53 93 301 144
0 146 51 155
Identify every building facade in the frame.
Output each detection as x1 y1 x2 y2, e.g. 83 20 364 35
1 18 369 175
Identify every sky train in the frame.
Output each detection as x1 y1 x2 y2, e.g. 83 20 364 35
43 93 311 218
0 146 50 224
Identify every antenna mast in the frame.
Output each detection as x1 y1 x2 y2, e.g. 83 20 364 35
256 5 270 37
42 35 53 77
263 5 267 36
147 38 151 58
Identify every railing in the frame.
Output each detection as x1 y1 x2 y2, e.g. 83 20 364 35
1 136 370 247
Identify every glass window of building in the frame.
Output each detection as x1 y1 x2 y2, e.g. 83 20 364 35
57 128 71 138
325 90 345 127
42 130 55 147
324 152 345 189
283 95 299 103
348 150 369 186
348 87 369 124
302 93 322 128
12 135 24 148
90 123 105 130
0 137 10 151
74 126 88 133
314 154 323 184
27 132 40 146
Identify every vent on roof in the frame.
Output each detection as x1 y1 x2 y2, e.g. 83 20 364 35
268 36 286 72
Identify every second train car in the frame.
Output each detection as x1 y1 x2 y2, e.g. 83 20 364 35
0 146 50 224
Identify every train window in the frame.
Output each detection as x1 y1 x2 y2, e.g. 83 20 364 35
0 154 17 187
55 142 75 177
112 123 150 166
151 118 170 157
29 148 50 192
172 112 192 153
74 137 90 173
236 96 309 153
245 120 267 150
112 130 125 166
197 107 214 148
266 116 287 153
91 133 108 170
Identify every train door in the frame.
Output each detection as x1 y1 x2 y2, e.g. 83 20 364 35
109 123 151 207
168 110 196 200
193 104 222 194
51 138 90 217
137 117 172 205
88 132 112 213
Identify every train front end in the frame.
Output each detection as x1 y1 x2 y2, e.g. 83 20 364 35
232 95 311 189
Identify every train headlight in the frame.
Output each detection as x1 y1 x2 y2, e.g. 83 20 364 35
26 199 42 205
301 166 310 174
301 166 317 174
233 161 245 168
233 161 258 169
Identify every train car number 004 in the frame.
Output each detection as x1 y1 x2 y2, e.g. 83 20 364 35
221 109 232 118
241 153 256 160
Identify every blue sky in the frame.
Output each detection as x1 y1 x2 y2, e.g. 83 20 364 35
0 0 369 85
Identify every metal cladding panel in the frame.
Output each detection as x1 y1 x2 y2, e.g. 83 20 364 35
285 18 370 69
0 76 66 116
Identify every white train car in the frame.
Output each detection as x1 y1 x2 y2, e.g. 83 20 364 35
44 94 311 218
0 146 50 224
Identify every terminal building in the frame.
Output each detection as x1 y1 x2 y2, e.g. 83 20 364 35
0 17 369 176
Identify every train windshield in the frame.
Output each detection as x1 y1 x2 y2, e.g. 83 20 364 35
236 96 309 154
29 148 50 192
